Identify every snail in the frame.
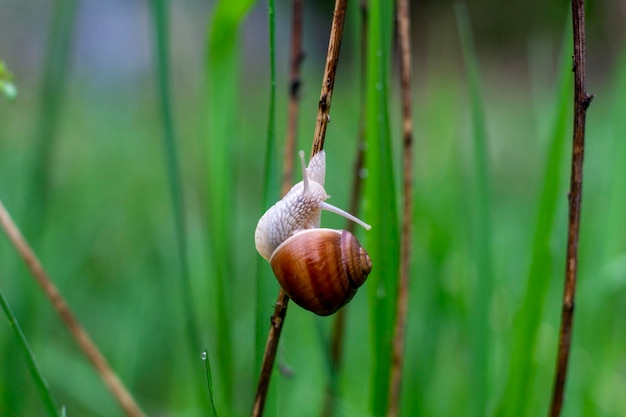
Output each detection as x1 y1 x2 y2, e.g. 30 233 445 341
254 150 372 316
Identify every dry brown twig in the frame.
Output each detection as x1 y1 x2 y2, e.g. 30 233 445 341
320 1 369 416
547 0 593 416
387 0 414 416
0 199 146 417
251 0 349 416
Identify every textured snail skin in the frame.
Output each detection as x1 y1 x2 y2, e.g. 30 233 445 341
270 228 372 316
254 151 328 261
255 180 328 261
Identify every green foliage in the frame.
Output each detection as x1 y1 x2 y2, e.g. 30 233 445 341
0 61 17 100
0 290 61 416
254 0 280 412
363 0 399 415
204 0 257 413
455 5 494 416
1 1 625 417
202 349 219 417
494 25 573 417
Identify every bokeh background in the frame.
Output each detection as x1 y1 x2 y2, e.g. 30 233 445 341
1 0 626 416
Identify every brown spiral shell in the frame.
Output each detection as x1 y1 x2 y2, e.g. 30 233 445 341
269 228 372 316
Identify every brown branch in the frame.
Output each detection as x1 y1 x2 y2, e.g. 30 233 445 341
0 199 146 417
547 1 593 416
387 0 413 416
320 1 368 416
310 0 349 158
251 290 290 417
252 1 350 416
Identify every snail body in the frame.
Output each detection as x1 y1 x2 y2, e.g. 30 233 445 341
255 150 372 316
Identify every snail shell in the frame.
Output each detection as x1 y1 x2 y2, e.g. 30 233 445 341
270 228 372 316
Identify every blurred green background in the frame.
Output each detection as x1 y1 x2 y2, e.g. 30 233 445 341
1 0 626 416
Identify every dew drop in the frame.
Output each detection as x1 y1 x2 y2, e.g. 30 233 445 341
201 350 207 361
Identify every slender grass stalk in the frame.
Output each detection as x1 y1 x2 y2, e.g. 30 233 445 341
598 34 626 284
9 3 76 409
494 26 573 417
149 0 201 357
151 1 216 411
254 0 280 399
320 4 369 416
0 289 61 417
0 199 146 417
252 1 350 415
202 349 219 417
387 0 414 415
25 0 76 239
282 0 303 194
205 0 255 409
454 5 493 416
364 1 398 415
547 1 593 415
6 23 75 410
254 0 304 399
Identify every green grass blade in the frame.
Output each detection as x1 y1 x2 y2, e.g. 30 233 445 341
597 37 626 281
494 25 573 417
149 0 202 357
4 2 76 413
202 349 219 417
0 289 61 417
364 0 399 415
25 0 77 239
205 0 256 409
255 0 280 379
454 5 493 416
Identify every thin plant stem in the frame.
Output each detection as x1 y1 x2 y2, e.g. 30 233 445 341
455 6 492 415
0 289 61 417
255 0 280 388
251 290 289 417
252 1 350 415
282 0 304 194
0 199 146 417
387 0 413 415
547 1 593 416
149 0 201 353
320 2 368 416
25 0 76 240
309 0 349 158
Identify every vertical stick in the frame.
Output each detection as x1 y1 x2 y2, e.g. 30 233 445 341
310 0 349 158
321 3 369 415
387 0 413 416
547 1 593 416
252 1 349 416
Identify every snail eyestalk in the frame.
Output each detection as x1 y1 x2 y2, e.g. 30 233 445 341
320 202 372 230
299 150 311 197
